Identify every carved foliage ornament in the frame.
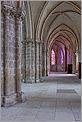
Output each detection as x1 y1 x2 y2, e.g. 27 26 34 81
1 5 16 19
2 5 25 20
16 8 25 21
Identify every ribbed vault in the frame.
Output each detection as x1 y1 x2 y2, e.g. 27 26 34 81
32 1 81 52
22 1 81 74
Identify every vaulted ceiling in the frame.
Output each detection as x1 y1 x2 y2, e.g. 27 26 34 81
24 1 81 53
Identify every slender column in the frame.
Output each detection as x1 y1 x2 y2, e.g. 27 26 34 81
78 38 81 79
42 43 45 76
39 42 42 78
26 41 32 83
44 45 47 76
75 51 78 72
26 40 35 83
21 19 26 82
47 52 50 75
72 53 76 74
15 9 24 101
1 3 3 106
32 42 36 82
46 49 48 76
65 46 67 72
67 50 72 74
78 51 81 79
21 41 26 82
0 4 4 107
78 51 81 63
15 4 26 102
67 50 70 64
35 41 40 82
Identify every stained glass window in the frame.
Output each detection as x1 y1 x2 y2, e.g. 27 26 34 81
51 49 55 65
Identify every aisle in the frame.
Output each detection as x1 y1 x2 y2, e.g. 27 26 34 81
1 75 81 122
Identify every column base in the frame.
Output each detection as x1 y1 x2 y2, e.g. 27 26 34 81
1 92 25 107
2 93 17 107
25 79 35 83
40 77 44 82
36 79 40 83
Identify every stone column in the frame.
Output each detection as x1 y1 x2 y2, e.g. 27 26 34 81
39 42 42 78
65 46 67 72
1 3 3 106
44 45 47 76
32 42 36 82
15 8 24 102
21 41 26 82
78 51 81 79
15 4 26 102
0 2 4 105
46 49 48 76
47 51 50 75
1 1 26 106
42 43 45 76
21 18 26 82
72 53 76 74
67 50 72 74
78 51 81 64
67 50 70 64
35 41 40 82
26 39 35 83
1 3 17 106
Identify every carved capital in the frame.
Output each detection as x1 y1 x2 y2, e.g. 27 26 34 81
1 3 25 20
1 5 16 19
16 8 25 21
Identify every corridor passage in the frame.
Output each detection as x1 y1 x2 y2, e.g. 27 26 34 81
1 75 81 122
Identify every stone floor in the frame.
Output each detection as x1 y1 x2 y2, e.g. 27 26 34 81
0 74 81 122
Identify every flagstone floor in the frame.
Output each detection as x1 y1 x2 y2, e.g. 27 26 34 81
1 74 81 122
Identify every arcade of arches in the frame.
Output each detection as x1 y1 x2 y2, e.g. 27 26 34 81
1 1 81 111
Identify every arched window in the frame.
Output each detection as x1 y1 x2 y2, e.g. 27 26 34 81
51 49 55 65
60 49 64 64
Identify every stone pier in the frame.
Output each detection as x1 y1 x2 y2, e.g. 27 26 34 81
72 53 76 74
35 40 40 82
1 1 24 106
39 42 42 78
26 39 35 83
